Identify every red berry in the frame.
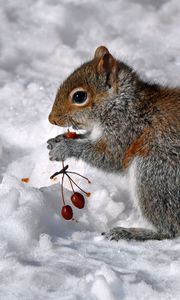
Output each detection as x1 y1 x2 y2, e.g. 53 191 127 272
71 192 85 209
63 131 78 139
61 205 73 220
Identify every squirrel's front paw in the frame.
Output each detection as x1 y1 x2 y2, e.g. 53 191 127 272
49 139 72 161
47 134 65 150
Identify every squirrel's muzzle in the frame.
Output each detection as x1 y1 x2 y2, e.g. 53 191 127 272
48 112 67 126
48 112 58 125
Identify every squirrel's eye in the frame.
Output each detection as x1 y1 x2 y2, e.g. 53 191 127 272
72 91 87 104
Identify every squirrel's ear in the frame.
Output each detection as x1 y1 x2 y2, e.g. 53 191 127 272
94 46 109 59
96 51 119 88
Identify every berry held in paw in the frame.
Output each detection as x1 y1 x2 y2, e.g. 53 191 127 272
63 129 78 139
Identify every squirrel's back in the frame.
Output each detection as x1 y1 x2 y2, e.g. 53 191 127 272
151 87 180 151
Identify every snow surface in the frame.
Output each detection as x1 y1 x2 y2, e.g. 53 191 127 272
0 0 180 299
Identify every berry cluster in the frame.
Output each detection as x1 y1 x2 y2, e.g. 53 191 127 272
50 130 91 220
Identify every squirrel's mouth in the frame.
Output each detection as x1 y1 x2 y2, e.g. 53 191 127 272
49 113 88 130
69 117 87 130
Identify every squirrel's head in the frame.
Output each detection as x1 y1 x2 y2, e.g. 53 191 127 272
49 46 120 129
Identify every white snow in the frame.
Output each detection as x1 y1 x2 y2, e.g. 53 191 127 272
0 0 180 299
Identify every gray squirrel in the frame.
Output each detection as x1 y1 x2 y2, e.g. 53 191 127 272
47 46 180 241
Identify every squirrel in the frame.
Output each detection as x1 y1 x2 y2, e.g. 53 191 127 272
47 46 180 241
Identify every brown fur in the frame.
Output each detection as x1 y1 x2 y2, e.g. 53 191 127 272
123 87 180 168
95 139 107 154
123 128 151 168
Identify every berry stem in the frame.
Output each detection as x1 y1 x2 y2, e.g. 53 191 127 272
66 173 88 195
67 175 75 193
61 172 65 205
50 165 69 179
66 171 91 183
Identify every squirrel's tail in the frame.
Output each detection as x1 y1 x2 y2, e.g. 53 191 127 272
103 227 176 241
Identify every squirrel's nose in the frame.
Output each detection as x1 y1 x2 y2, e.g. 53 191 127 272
48 113 58 125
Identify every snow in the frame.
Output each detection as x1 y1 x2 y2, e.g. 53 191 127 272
0 0 180 299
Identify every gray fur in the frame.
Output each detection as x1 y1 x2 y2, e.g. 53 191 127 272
48 56 180 241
